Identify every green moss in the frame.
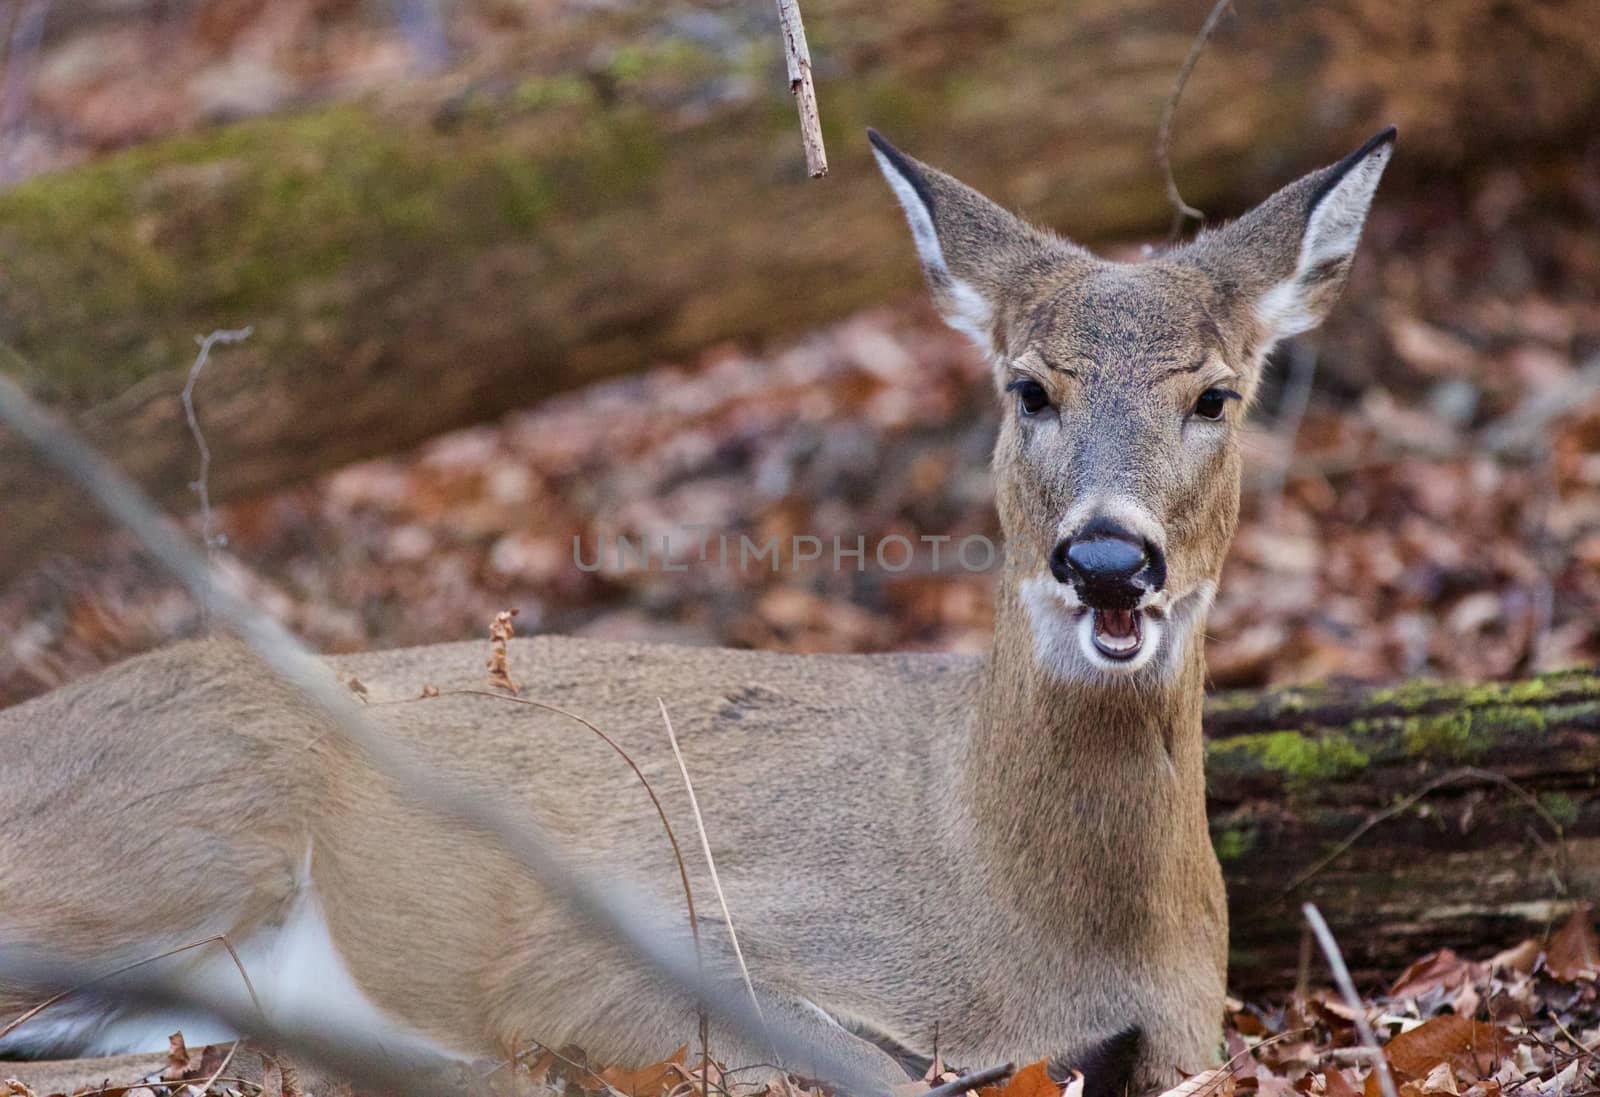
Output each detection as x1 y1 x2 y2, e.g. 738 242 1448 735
1542 701 1600 727
1209 729 1371 788
1473 705 1547 736
1401 711 1483 759
513 74 594 112
0 95 680 401
1213 827 1257 862
1540 792 1580 828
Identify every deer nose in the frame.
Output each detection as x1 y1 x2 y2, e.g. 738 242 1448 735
1049 521 1163 607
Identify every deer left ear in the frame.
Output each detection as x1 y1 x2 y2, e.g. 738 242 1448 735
868 128 1066 358
1191 126 1396 353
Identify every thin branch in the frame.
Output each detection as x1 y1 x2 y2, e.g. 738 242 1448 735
0 365 887 1097
1156 0 1232 241
382 686 702 957
925 1063 1016 1097
776 0 827 178
1281 766 1570 897
1302 903 1399 1097
180 327 252 592
0 0 50 186
1261 342 1317 524
659 698 775 1065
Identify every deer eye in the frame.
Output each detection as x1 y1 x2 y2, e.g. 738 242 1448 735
1007 378 1052 416
1193 388 1235 421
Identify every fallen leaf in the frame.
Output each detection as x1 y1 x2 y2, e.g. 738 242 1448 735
3 1081 39 1097
980 1060 1059 1097
1487 940 1540 976
1390 951 1479 998
1420 1063 1459 1096
597 1045 687 1096
1386 1016 1505 1080
163 1032 191 1081
1325 1070 1361 1097
1157 1068 1236 1097
1545 904 1599 982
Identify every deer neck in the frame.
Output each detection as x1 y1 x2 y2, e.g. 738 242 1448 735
957 563 1212 933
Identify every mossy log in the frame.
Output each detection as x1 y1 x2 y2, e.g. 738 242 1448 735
4 0 1600 569
1205 669 1600 993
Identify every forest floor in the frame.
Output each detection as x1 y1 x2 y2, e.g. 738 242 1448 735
3 910 1598 1097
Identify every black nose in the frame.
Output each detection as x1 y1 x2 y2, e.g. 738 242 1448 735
1050 520 1164 608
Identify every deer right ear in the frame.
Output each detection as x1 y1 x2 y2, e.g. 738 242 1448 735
868 129 1058 358
1191 127 1396 356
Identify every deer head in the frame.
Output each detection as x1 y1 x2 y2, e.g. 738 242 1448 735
871 128 1394 682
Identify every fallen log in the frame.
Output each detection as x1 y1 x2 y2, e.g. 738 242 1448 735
3 0 1599 569
1205 668 1600 993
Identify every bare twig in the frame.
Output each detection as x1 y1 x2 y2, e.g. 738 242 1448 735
0 366 890 1097
1155 0 1232 241
0 0 50 186
1261 342 1318 523
660 698 775 1065
1302 903 1398 1097
181 326 252 575
925 1063 1016 1097
775 0 827 178
0 933 262 1044
384 686 702 958
1281 766 1569 897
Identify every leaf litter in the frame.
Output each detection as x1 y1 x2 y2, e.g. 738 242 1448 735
4 910 1597 1097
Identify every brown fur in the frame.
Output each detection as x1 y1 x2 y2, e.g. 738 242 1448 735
0 128 1393 1092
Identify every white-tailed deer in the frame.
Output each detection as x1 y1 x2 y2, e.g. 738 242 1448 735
0 127 1394 1095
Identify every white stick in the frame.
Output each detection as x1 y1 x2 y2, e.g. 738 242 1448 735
1302 903 1398 1097
659 698 778 1066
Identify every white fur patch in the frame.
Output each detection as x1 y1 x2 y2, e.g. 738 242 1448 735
1022 576 1217 685
0 855 464 1063
1255 142 1392 345
870 146 994 357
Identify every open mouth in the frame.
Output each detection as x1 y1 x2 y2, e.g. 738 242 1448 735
1090 608 1143 661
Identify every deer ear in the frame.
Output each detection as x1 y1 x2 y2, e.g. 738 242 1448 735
1194 127 1395 353
868 129 1059 357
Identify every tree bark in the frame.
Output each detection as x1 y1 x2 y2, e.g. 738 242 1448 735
3 0 1599 569
1205 669 1600 994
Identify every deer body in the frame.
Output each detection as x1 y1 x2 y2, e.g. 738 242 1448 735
0 127 1394 1095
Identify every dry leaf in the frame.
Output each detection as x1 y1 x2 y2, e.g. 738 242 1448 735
1487 940 1540 976
1386 1016 1504 1080
980 1059 1059 1097
1545 904 1599 982
487 608 520 694
1390 950 1479 998
1325 1070 1361 1097
1536 1060 1580 1097
3 1081 39 1097
1158 1068 1237 1097
163 1031 192 1081
597 1044 687 1096
1420 1063 1459 1096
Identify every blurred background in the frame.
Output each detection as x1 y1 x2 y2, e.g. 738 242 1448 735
1 0 1597 708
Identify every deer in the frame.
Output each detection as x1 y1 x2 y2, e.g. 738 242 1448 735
0 126 1394 1097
